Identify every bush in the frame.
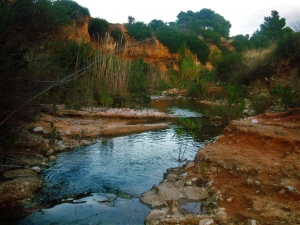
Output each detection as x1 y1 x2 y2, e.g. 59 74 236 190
271 85 300 108
156 27 210 64
250 94 272 114
53 0 90 18
156 26 186 53
186 35 210 64
216 53 245 83
111 28 126 44
275 32 300 59
125 22 152 41
88 18 109 38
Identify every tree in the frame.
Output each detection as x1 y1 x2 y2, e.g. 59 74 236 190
125 22 152 40
149 19 166 31
260 10 286 39
128 15 135 24
176 9 231 41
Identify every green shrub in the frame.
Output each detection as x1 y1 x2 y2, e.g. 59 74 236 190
89 18 109 38
53 0 90 18
271 85 300 108
186 35 210 64
250 94 272 114
275 32 300 59
216 53 245 83
111 28 125 44
156 27 210 64
125 22 152 41
156 26 186 53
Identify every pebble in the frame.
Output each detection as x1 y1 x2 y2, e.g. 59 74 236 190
31 166 41 173
42 129 49 134
185 180 193 186
49 155 57 161
251 119 259 124
33 127 43 132
254 180 261 186
226 197 233 202
199 218 215 225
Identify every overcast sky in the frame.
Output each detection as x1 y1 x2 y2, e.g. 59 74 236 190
75 0 300 36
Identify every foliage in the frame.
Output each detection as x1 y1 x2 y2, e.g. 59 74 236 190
275 31 300 59
149 19 166 31
49 121 57 140
186 35 210 64
125 22 152 40
52 0 90 27
53 0 90 18
0 0 78 125
156 26 186 53
216 53 245 83
88 18 109 38
156 26 210 64
271 85 300 108
206 84 245 125
110 28 126 44
177 8 231 40
129 59 150 93
128 15 135 24
250 94 272 114
231 34 251 53
171 117 196 163
260 10 286 40
226 84 244 105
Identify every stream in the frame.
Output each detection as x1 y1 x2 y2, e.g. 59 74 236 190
17 99 222 225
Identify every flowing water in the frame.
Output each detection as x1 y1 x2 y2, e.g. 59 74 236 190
16 99 222 225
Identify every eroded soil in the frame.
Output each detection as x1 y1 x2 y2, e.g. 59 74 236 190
195 108 300 224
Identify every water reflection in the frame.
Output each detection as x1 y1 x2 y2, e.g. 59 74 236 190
17 99 222 225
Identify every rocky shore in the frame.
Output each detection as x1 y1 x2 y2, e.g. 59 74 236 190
0 106 176 209
141 108 300 224
1 105 299 225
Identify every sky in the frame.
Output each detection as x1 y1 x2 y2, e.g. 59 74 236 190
75 0 300 36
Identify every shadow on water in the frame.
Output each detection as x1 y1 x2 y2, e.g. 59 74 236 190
14 99 222 225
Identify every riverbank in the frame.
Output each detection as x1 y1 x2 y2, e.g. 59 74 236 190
142 108 300 224
0 105 176 210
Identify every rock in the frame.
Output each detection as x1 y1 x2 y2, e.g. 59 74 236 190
186 180 193 186
57 141 66 151
192 177 198 182
254 180 261 186
145 210 166 225
251 119 258 124
226 197 233 202
43 139 50 143
247 219 257 225
285 185 299 194
199 218 215 225
167 174 178 182
65 129 71 135
213 208 227 223
42 129 49 134
141 181 208 207
49 155 57 161
46 148 54 156
31 166 41 173
33 127 43 132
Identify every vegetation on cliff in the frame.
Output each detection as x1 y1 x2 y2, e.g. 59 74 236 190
0 0 300 149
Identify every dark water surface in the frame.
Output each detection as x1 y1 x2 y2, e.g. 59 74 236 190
16 99 221 225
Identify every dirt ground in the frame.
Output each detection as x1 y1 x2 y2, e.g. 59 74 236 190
193 108 300 224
